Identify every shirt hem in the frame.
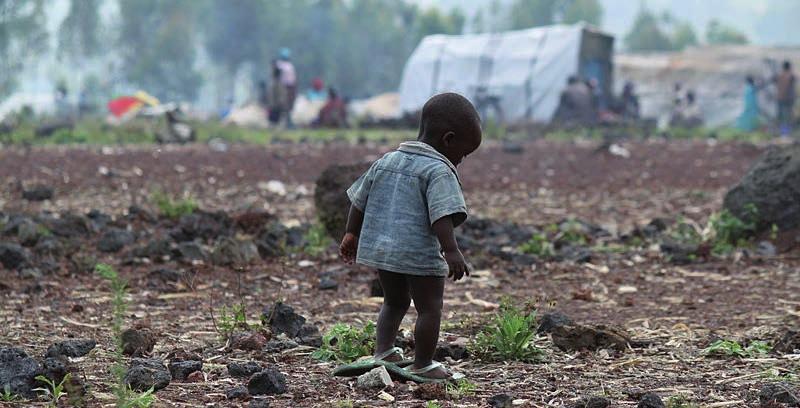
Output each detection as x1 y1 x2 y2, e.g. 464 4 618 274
356 258 447 277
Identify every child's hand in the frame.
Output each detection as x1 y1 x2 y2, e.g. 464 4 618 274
443 248 470 281
339 232 359 264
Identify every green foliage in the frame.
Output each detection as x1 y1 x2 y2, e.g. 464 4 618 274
519 232 555 258
96 264 156 407
625 9 698 52
0 0 48 100
445 378 477 400
215 303 250 340
702 339 771 358
151 191 197 219
425 402 442 408
557 219 588 245
311 323 376 363
668 218 703 246
472 301 543 362
34 373 70 407
303 222 333 256
665 395 700 408
58 0 102 59
334 400 355 408
1 384 18 402
708 205 757 255
509 0 602 30
706 19 749 45
672 22 699 50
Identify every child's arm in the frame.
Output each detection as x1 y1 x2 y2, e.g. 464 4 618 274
339 204 364 263
432 215 469 281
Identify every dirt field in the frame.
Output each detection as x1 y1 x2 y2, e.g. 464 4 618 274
1 138 798 408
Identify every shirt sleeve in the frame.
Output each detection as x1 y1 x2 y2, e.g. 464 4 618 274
346 162 378 211
426 169 467 227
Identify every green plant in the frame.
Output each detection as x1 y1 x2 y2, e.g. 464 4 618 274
556 219 588 245
445 378 476 400
302 222 333 256
2 384 18 402
519 232 555 258
665 395 700 408
472 301 543 362
34 373 70 407
214 303 250 339
334 400 354 408
708 205 757 255
151 191 197 219
311 322 376 363
702 339 771 358
425 402 442 408
761 367 798 383
96 264 156 407
770 224 779 241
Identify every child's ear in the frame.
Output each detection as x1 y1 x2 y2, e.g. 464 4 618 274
442 131 456 146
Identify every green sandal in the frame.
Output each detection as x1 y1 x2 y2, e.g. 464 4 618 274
406 361 463 383
332 347 413 377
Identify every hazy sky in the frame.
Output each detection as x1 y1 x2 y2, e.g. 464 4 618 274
413 0 800 46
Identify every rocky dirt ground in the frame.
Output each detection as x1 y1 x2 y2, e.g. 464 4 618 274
0 138 798 408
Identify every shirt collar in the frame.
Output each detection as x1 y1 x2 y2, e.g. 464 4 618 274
397 141 461 183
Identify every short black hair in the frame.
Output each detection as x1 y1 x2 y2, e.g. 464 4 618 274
419 92 481 138
784 60 792 70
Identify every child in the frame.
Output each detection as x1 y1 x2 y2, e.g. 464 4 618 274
339 92 482 380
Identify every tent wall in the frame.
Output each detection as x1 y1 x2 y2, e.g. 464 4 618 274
398 24 611 124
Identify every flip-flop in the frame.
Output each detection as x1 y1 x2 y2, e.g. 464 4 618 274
406 361 463 383
332 347 413 377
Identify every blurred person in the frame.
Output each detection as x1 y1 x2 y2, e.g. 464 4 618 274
276 47 297 128
620 81 640 119
671 90 702 128
339 92 481 381
554 75 596 125
268 62 288 125
774 60 796 136
315 88 348 128
736 76 760 132
306 77 327 101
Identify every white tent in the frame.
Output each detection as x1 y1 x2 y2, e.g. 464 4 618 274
398 23 614 124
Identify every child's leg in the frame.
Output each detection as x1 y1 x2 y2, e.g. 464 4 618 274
407 275 446 375
375 270 411 358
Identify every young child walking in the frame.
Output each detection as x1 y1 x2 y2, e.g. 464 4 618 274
339 92 482 380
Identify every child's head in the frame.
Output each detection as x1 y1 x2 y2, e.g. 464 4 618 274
417 92 482 167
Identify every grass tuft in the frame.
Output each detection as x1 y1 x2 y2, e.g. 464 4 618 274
471 300 543 362
151 191 197 219
311 323 376 363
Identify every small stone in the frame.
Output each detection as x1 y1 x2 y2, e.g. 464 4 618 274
22 185 54 201
758 383 799 406
756 241 777 257
186 371 204 383
211 237 258 266
571 396 611 408
231 331 268 351
0 242 31 270
169 360 203 381
296 324 322 347
377 390 395 402
551 324 630 352
247 368 287 395
45 339 96 358
434 341 469 361
264 337 298 353
124 358 171 392
226 386 249 400
261 302 306 337
0 347 42 399
488 393 514 408
228 361 262 378
250 399 270 408
413 382 446 400
637 393 665 408
175 241 206 262
97 228 135 253
356 366 393 390
537 311 573 334
318 276 338 290
121 326 157 356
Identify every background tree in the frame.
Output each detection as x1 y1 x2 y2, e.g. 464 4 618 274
508 0 601 30
624 9 673 51
0 0 48 101
705 19 749 45
561 0 602 25
671 22 699 50
58 0 102 60
117 0 202 101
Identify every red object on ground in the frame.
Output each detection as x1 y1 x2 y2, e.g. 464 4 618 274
107 96 143 117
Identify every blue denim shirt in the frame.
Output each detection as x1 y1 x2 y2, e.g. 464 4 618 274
347 141 467 277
